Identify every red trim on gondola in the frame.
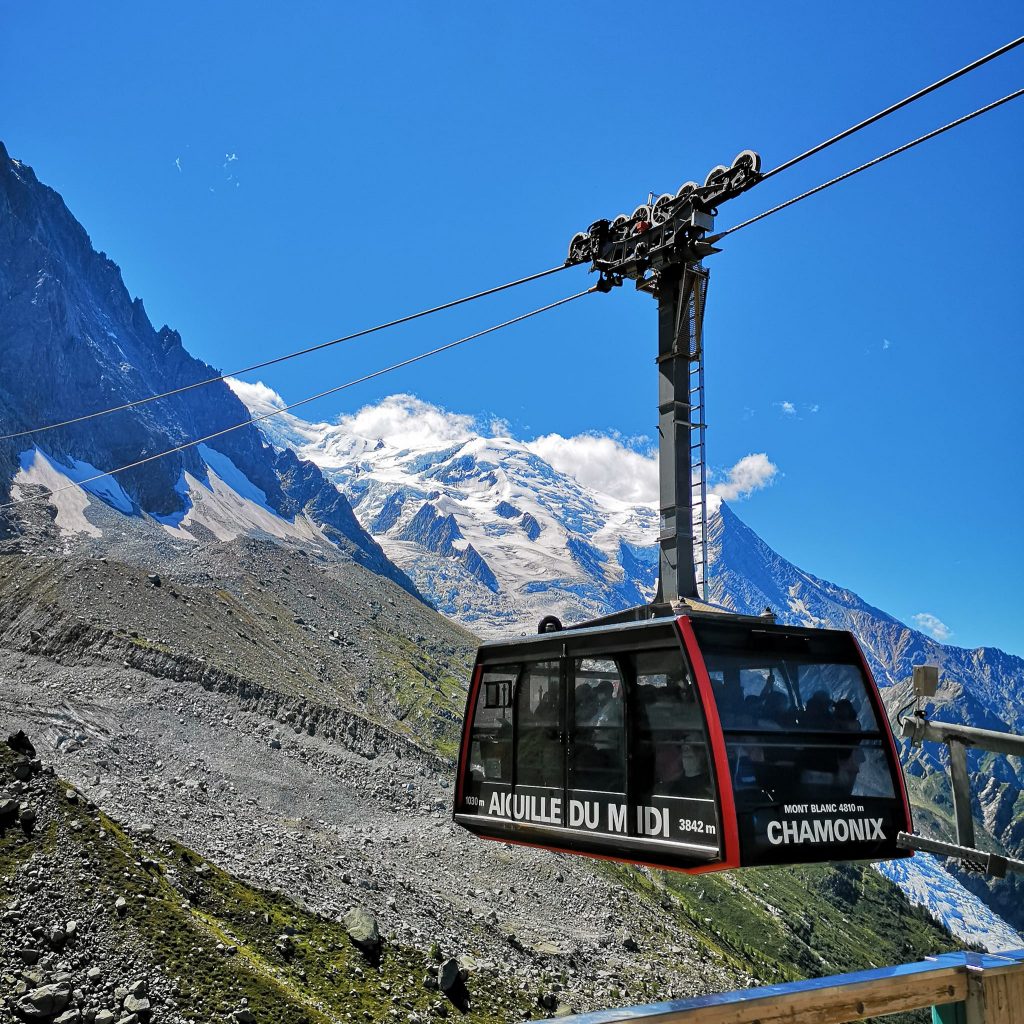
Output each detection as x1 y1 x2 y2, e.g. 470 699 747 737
676 615 741 871
455 662 484 808
476 830 720 876
850 634 914 855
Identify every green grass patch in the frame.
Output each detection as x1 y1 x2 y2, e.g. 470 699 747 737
0 746 536 1022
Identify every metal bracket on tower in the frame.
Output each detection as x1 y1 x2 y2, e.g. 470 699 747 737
564 151 762 603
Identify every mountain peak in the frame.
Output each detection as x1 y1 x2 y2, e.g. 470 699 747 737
0 142 421 598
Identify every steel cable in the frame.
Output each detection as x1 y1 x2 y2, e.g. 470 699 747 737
714 89 1024 240
0 263 575 442
759 35 1024 183
0 287 597 513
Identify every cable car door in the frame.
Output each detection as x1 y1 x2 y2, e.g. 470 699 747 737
514 660 566 829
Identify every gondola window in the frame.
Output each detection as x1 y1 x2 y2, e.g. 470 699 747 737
516 661 563 788
569 658 626 795
469 666 516 785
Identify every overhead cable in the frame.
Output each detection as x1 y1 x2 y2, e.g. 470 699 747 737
0 263 574 442
714 89 1024 240
760 34 1024 183
1 287 596 513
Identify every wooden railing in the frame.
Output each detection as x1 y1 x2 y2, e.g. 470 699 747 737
551 949 1024 1024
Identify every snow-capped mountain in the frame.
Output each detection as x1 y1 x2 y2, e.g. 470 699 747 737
877 853 1022 951
0 141 417 595
237 388 1024 733
233 385 1024 738
235 387 661 635
253 390 1024 799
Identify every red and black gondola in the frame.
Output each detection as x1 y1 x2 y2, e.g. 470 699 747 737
454 606 912 873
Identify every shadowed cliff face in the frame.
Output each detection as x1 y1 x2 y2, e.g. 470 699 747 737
0 140 280 513
0 141 420 595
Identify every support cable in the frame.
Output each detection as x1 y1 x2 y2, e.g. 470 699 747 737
714 89 1024 240
0 287 596 513
0 263 574 442
759 35 1024 183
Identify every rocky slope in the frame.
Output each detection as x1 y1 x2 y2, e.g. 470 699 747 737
0 738 550 1023
0 141 414 596
0 543 964 1022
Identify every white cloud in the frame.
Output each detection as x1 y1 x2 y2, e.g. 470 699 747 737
809 404 820 414
226 386 776 510
227 378 287 416
174 156 182 173
334 393 478 450
487 415 511 437
882 338 891 350
526 433 658 504
225 152 238 163
913 612 952 642
710 453 778 501
779 401 796 416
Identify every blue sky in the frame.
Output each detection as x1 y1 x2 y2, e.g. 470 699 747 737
2 4 1022 655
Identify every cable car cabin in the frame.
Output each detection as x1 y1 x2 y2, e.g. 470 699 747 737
454 610 912 873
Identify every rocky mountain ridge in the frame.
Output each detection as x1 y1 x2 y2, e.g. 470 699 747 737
0 141 416 597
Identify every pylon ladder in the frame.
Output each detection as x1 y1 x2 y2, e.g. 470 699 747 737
688 336 708 600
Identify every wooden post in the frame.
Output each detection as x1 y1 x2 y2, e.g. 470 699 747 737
960 957 1024 1024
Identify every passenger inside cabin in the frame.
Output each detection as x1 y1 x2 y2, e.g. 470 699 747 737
635 678 712 800
797 692 865 797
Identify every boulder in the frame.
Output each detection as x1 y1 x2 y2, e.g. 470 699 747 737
123 994 150 1015
15 982 72 1021
7 730 36 757
438 958 461 993
342 907 381 957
